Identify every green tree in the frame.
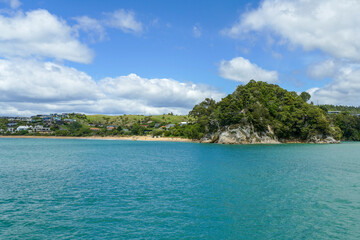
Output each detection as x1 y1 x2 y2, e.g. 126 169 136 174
300 92 311 102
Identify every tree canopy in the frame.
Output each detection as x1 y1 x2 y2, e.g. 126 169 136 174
188 80 338 141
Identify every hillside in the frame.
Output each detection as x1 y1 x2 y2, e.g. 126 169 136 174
186 80 340 143
85 114 189 126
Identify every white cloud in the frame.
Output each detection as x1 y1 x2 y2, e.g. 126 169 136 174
0 59 99 102
307 59 336 79
193 24 201 38
0 9 93 63
73 16 106 42
219 57 278 83
0 0 21 9
223 0 360 61
105 9 143 34
309 65 360 105
0 59 225 116
99 74 223 109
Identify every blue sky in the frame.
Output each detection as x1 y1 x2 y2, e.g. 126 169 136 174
0 0 359 116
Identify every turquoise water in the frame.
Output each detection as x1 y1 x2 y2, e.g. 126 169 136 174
0 139 360 239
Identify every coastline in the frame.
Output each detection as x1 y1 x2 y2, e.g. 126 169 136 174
0 135 340 144
0 135 198 143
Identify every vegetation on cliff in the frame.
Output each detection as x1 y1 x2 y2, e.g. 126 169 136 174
186 80 340 141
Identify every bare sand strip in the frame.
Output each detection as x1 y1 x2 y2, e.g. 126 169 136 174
0 135 197 143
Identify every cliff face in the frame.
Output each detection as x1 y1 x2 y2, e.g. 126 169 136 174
201 125 339 144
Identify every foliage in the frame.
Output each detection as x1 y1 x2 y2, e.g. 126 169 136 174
188 80 333 140
327 113 360 141
320 105 360 114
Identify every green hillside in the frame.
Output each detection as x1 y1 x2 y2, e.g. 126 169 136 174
187 80 340 141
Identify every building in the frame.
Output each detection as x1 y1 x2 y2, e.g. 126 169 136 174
64 119 76 123
32 125 51 132
7 127 15 133
107 125 117 131
17 126 30 131
165 124 176 130
7 122 17 127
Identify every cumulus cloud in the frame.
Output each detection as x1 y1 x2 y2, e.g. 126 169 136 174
0 60 224 116
0 9 93 63
105 9 143 34
99 74 223 109
0 59 99 102
222 0 360 61
309 65 360 105
219 57 278 83
73 16 106 42
307 59 337 80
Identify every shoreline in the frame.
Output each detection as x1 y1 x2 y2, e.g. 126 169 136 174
0 135 342 144
0 135 198 143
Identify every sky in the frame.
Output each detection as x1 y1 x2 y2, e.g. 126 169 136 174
1 0 360 116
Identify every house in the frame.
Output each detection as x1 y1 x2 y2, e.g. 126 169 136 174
180 122 188 126
140 125 149 128
52 117 62 122
64 119 76 123
328 111 341 114
32 125 51 132
165 124 176 130
7 122 17 127
7 127 15 133
90 128 101 131
16 126 30 131
154 123 161 128
107 125 117 131
40 127 51 133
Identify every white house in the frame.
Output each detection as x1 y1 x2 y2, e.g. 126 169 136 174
17 126 30 131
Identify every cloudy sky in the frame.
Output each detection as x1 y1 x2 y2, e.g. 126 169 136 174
0 0 359 116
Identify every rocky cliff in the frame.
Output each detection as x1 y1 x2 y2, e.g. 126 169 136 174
201 125 339 144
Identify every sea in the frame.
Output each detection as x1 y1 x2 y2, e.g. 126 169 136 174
0 138 360 239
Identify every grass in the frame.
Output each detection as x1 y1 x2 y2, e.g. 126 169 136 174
85 114 191 126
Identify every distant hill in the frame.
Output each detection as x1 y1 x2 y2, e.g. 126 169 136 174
319 105 360 114
85 114 189 126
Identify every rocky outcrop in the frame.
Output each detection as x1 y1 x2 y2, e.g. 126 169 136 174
201 125 340 144
202 125 280 144
307 135 339 144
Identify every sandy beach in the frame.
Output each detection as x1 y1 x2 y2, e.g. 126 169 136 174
0 135 197 143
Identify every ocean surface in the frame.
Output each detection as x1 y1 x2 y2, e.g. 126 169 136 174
0 139 360 239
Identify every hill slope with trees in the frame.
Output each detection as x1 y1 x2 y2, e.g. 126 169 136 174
184 80 340 143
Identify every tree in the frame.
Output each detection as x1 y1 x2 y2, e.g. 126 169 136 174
300 92 311 102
